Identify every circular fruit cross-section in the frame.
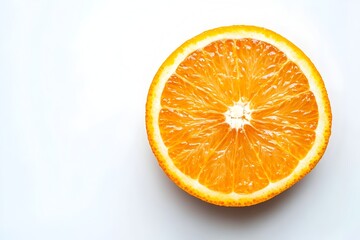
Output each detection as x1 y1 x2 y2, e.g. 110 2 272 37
146 25 332 206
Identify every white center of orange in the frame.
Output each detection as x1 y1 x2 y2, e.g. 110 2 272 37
224 102 252 130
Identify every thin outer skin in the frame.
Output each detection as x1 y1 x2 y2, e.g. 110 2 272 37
145 25 332 207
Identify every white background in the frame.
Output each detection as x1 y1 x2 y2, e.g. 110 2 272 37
0 0 358 239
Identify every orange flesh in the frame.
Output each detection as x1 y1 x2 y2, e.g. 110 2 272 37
159 38 318 194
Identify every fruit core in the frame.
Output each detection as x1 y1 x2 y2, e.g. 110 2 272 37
224 102 252 130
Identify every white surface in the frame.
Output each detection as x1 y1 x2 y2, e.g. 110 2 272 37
0 0 358 239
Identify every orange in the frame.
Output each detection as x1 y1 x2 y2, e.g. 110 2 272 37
146 25 332 206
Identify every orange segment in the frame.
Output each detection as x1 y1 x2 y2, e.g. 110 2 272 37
146 25 332 206
249 61 310 110
197 129 236 193
244 124 300 182
161 74 227 113
233 39 288 102
233 129 270 193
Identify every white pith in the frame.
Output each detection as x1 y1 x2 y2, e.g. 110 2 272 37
224 101 252 130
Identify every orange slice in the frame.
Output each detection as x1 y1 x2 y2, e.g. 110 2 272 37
146 25 332 206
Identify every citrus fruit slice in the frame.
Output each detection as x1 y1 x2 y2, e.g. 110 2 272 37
146 25 332 206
